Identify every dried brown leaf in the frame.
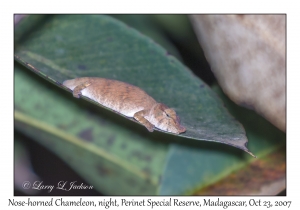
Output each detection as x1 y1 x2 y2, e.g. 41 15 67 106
191 15 286 132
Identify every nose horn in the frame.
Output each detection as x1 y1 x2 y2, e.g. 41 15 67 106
178 125 186 133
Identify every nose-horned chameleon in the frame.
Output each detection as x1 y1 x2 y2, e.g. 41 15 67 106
63 77 186 134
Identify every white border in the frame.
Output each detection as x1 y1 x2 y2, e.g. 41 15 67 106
1 0 298 209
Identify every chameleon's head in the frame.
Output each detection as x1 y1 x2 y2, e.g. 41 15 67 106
150 103 186 134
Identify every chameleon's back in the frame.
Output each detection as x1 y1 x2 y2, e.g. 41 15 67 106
63 77 157 117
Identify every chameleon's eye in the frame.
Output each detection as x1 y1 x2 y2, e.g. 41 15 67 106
165 108 176 119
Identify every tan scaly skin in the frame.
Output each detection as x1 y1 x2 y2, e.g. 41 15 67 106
63 77 186 134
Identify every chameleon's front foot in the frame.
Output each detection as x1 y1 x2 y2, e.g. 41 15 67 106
73 82 91 98
145 123 155 132
134 111 155 132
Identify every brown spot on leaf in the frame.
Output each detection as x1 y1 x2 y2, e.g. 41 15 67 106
78 128 94 142
78 64 86 70
106 135 115 146
131 150 152 162
96 164 113 176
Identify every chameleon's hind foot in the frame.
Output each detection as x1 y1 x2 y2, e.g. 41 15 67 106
73 82 91 98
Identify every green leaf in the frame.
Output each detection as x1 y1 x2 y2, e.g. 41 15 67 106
15 63 168 195
159 85 285 195
111 15 182 60
14 132 40 195
151 15 195 46
14 14 253 155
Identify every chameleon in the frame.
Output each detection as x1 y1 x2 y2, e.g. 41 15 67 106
63 77 186 134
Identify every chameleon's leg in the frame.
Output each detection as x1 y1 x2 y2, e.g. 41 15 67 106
134 110 155 132
73 82 91 98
